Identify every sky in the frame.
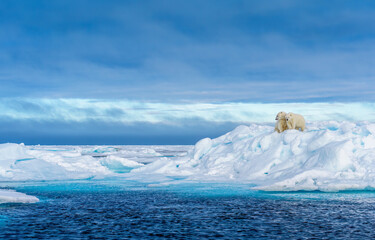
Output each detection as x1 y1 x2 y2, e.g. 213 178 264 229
1 0 375 144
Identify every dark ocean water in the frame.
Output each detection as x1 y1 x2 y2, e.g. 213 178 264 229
1 181 375 239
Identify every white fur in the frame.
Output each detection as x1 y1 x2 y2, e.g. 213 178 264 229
285 112 306 131
274 111 287 133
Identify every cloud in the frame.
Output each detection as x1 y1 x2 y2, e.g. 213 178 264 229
1 98 375 124
0 1 375 102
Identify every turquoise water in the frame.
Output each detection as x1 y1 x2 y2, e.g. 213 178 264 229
1 180 375 239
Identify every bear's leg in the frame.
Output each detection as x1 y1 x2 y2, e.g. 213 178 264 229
275 124 280 132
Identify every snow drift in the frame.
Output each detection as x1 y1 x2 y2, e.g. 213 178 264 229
135 121 375 191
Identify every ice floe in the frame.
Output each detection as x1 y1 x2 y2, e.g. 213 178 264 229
0 144 189 181
134 121 375 191
3 122 375 192
0 189 39 204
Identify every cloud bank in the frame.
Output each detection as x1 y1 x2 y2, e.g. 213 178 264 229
1 98 375 123
0 98 375 144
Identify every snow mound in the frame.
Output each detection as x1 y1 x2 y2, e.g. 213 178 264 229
0 189 39 203
135 122 375 192
100 155 144 173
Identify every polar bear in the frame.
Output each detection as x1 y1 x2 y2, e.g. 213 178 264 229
274 111 287 133
285 112 305 131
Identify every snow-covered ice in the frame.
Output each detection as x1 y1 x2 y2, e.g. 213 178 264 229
0 144 190 181
3 121 375 195
0 144 190 202
134 121 375 192
0 189 39 203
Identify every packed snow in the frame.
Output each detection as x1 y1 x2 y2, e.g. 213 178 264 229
2 122 375 194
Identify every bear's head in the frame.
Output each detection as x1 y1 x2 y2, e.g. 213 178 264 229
285 112 294 122
275 111 286 120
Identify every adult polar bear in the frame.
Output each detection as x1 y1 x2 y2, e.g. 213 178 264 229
285 112 306 131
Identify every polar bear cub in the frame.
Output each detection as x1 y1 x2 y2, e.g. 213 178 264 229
285 112 306 131
274 111 288 133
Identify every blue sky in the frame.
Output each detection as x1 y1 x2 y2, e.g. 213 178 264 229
1 0 375 144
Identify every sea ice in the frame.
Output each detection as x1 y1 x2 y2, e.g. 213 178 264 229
2 122 375 192
0 144 189 181
0 189 39 203
134 121 375 191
